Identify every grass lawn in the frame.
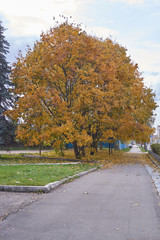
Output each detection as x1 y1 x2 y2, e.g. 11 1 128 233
0 164 97 186
139 147 147 152
0 148 111 164
0 147 152 187
0 154 73 165
120 148 131 152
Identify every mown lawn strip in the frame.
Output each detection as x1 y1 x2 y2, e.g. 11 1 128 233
0 164 97 186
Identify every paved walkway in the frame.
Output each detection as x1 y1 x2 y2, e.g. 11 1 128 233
1 158 160 239
128 144 145 154
0 192 40 221
0 145 160 239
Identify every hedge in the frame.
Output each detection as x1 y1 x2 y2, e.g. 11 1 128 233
151 144 160 156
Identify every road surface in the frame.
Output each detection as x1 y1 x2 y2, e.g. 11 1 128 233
0 162 160 239
128 144 145 154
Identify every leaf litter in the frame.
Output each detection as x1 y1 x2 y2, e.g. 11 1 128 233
99 152 153 169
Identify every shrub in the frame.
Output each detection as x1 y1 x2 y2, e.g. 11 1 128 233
151 144 160 156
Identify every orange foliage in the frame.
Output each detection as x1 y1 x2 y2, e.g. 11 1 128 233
6 18 157 158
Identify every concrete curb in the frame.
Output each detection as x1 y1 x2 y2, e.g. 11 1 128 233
23 155 81 162
145 165 160 197
147 153 160 168
0 167 98 193
0 162 81 166
23 155 98 163
149 151 160 164
145 153 160 197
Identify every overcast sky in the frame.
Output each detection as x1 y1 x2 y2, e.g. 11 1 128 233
0 0 160 131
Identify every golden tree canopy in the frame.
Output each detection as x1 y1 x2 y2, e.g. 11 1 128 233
7 19 157 158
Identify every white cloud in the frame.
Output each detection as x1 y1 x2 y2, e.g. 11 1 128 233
128 47 160 92
153 99 160 127
86 26 118 39
144 75 160 89
109 0 158 5
0 0 80 36
133 48 160 72
9 17 49 36
0 0 119 39
128 41 160 74
118 36 160 85
143 75 160 127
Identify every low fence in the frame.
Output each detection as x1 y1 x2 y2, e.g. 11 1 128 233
149 150 160 163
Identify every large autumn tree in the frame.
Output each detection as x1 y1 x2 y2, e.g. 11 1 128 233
7 19 157 158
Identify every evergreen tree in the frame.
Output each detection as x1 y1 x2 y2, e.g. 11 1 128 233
0 20 14 148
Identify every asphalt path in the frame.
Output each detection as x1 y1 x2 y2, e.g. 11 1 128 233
128 144 145 154
1 158 160 239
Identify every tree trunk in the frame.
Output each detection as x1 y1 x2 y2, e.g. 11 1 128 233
39 145 42 155
73 141 81 159
60 146 64 156
81 145 85 157
144 142 147 151
73 141 85 159
114 141 119 150
65 143 68 150
100 141 103 150
109 143 111 155
90 140 98 155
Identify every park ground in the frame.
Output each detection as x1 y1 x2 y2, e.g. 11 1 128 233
0 145 160 239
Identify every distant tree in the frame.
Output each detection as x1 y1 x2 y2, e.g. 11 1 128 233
0 20 15 148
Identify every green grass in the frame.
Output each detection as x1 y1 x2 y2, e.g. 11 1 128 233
0 164 97 186
139 147 147 152
119 148 130 152
0 154 72 164
0 146 42 151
